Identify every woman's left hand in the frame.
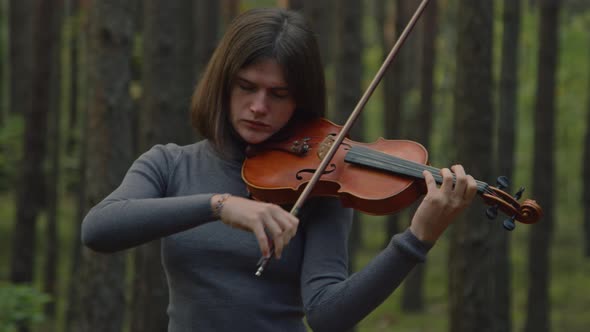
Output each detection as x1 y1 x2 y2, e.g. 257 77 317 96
409 164 478 243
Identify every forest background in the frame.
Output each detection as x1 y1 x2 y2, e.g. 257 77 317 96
1 0 589 331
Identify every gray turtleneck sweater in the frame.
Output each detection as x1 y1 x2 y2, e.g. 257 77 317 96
81 141 431 332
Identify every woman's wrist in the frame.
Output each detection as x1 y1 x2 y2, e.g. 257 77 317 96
211 194 231 219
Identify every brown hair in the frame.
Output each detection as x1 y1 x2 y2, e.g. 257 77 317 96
190 8 325 152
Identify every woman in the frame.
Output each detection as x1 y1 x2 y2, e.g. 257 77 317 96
82 8 477 331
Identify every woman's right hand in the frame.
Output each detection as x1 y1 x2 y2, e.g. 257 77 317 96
211 195 299 259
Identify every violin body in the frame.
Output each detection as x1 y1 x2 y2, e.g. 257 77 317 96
243 117 543 224
243 118 429 215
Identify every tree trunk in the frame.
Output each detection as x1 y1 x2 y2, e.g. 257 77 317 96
10 0 58 286
334 1 362 329
128 1 196 331
66 0 80 156
43 2 64 326
401 0 437 313
382 0 416 245
194 0 220 81
493 0 522 331
524 1 560 331
69 1 137 331
221 0 240 27
64 1 88 331
9 0 34 117
585 35 590 258
449 1 496 332
279 0 304 10
0 0 6 125
303 0 333 67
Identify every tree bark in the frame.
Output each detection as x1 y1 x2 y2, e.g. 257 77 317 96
128 1 196 331
69 1 137 331
9 0 34 117
303 0 333 67
0 0 6 124
43 2 64 325
401 0 437 313
194 0 220 81
221 0 240 27
66 0 80 156
382 0 414 245
10 0 58 285
524 1 560 331
585 34 590 258
493 1 522 331
334 1 362 330
449 1 496 331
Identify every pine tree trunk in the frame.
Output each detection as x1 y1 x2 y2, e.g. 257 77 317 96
66 0 80 156
9 0 34 117
303 0 333 67
128 1 196 331
69 1 137 331
10 0 58 285
524 1 560 331
585 37 590 258
0 0 6 125
334 1 362 330
401 0 437 313
382 0 412 242
43 2 64 326
493 1 522 331
449 1 496 331
221 0 240 27
194 0 220 80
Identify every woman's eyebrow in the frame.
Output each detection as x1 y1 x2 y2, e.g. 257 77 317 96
235 76 289 90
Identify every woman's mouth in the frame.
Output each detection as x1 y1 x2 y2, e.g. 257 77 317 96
243 120 270 129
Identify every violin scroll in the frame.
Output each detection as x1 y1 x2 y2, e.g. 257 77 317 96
482 176 543 230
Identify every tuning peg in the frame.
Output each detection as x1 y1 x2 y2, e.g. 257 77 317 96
514 187 525 200
496 176 510 190
486 206 498 219
503 215 516 231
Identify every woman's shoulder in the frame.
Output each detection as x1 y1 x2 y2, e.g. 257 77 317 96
143 140 210 161
136 140 212 173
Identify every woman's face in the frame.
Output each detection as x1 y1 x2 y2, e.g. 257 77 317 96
229 58 296 145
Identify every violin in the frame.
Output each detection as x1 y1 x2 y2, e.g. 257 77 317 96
243 117 543 227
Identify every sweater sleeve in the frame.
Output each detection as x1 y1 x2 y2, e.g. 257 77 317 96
81 144 216 253
300 198 433 332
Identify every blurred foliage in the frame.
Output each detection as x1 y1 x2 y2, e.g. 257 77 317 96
0 283 50 332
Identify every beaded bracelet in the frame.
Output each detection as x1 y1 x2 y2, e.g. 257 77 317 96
214 194 231 218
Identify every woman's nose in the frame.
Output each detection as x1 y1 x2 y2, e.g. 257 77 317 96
250 91 269 115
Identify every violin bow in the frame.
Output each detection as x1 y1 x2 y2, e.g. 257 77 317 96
255 0 432 277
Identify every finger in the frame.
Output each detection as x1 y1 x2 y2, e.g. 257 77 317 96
451 164 467 195
423 170 437 193
464 175 478 201
262 214 285 259
271 208 299 240
439 168 453 193
252 223 270 258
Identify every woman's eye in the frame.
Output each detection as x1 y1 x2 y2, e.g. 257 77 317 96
239 85 255 91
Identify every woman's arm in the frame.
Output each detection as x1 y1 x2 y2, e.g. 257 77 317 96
81 144 216 253
299 198 431 331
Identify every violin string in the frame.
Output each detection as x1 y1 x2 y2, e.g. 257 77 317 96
347 146 500 198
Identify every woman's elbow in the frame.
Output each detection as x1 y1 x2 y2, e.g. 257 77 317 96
81 214 118 253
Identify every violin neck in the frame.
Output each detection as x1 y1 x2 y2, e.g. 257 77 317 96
344 145 489 194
